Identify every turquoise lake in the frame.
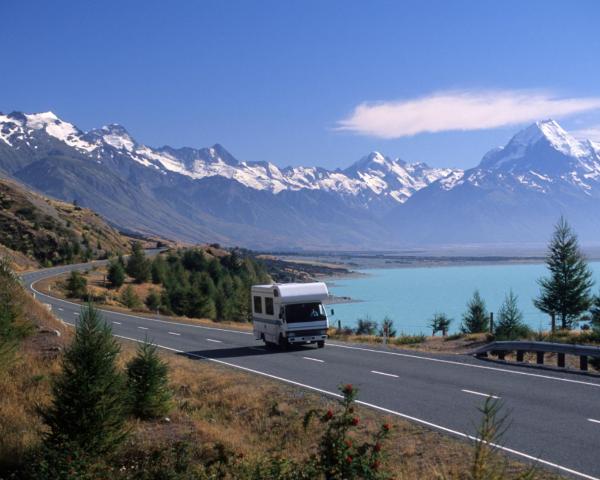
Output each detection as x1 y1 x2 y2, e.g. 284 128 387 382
326 262 600 334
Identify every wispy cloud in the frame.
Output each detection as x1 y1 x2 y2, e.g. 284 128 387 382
572 125 600 142
336 90 600 138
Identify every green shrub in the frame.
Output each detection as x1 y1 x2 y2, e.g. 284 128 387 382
392 334 426 345
120 285 141 309
355 316 377 335
126 341 172 419
65 271 87 299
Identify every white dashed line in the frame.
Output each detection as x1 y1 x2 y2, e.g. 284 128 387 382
58 308 64 311
206 338 222 343
112 321 121 325
168 332 181 336
303 357 324 363
138 327 148 330
73 312 79 316
371 370 399 378
462 389 500 399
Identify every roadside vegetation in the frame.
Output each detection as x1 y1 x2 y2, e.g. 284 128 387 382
58 243 271 323
1 258 558 479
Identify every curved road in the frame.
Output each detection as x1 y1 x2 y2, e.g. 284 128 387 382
21 260 600 480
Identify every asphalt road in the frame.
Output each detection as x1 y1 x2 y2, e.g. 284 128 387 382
21 260 600 480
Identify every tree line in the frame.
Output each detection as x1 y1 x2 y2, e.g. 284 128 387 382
66 243 272 323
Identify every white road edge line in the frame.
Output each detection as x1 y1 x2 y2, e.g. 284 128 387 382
168 332 181 336
105 333 600 480
206 338 222 343
303 357 325 363
371 370 399 378
462 389 500 399
327 342 600 389
588 418 600 425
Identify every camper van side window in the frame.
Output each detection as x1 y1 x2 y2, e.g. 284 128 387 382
253 296 263 314
265 297 274 315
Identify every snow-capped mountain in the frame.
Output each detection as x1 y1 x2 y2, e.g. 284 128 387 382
388 119 600 244
2 111 600 247
0 111 455 206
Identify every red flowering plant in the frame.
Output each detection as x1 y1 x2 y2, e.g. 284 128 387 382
303 384 392 479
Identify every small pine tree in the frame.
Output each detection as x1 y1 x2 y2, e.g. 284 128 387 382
145 289 161 312
107 261 125 289
120 285 141 309
65 271 87 299
40 304 127 456
430 313 452 336
126 340 172 419
151 256 167 284
461 291 489 334
495 290 530 340
534 217 594 329
377 316 397 337
0 258 31 365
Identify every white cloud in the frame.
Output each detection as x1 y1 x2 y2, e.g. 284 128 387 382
336 90 600 139
572 125 600 142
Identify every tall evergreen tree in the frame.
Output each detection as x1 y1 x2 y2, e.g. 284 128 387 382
589 292 600 333
534 217 594 329
495 290 529 340
461 290 489 333
126 341 172 419
107 260 125 289
40 304 127 455
126 242 150 284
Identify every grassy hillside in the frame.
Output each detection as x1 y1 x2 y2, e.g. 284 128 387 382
0 177 138 268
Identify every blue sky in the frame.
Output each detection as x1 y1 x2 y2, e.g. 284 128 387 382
2 0 600 169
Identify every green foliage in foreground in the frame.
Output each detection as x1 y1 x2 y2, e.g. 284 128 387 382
39 304 128 458
0 257 32 367
126 340 172 419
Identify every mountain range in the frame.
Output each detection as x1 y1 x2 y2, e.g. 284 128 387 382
1 111 599 249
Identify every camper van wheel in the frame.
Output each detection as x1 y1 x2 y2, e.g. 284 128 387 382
317 341 325 348
279 335 289 350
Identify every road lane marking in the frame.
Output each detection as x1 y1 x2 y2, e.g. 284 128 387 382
462 389 500 399
371 370 399 378
303 357 324 363
58 308 64 311
138 327 148 330
588 418 600 425
73 312 79 316
206 338 222 343
112 321 121 325
327 342 600 389
168 332 181 336
106 333 600 480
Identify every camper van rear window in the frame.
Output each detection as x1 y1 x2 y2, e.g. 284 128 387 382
265 297 274 315
253 296 263 314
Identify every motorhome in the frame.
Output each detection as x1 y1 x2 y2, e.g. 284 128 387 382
251 282 329 348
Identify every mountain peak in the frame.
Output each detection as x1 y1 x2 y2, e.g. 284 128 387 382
507 119 588 157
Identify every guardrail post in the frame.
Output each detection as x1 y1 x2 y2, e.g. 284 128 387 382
489 312 494 334
580 355 588 371
536 352 544 364
557 353 565 368
497 351 505 360
516 350 524 362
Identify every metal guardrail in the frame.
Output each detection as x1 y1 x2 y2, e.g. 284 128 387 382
472 341 600 371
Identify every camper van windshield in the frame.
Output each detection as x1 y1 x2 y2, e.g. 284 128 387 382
285 303 326 323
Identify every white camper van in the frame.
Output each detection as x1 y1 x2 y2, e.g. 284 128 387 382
251 282 329 348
